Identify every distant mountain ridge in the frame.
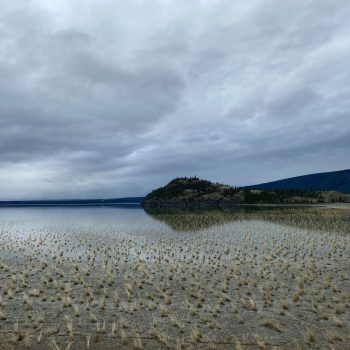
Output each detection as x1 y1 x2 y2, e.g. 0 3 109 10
0 197 144 207
249 169 350 194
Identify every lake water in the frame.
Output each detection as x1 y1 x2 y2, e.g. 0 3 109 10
1 205 349 259
0 205 349 237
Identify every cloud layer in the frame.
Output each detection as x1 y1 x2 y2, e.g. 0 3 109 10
0 0 349 199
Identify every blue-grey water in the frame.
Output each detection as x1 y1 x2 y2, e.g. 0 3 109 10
0 205 349 266
0 206 167 236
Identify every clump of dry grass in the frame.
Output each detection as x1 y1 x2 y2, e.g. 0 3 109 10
121 330 128 345
89 312 97 323
332 316 343 327
64 314 74 340
83 335 90 350
111 322 117 337
306 329 315 343
254 334 267 349
133 332 143 349
13 321 27 342
120 316 128 329
159 304 170 317
0 309 7 320
190 327 202 343
262 318 282 332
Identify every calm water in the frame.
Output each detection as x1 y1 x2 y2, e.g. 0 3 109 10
0 206 167 237
0 206 348 247
0 205 347 233
0 206 298 264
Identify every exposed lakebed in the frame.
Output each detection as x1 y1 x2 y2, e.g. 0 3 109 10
0 206 349 349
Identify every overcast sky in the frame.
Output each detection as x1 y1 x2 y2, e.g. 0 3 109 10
0 0 349 199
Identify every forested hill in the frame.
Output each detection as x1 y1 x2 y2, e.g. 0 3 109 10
142 177 350 209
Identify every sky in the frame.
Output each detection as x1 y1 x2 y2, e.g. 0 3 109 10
0 0 350 199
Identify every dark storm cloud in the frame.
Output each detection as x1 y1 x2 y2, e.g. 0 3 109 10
0 0 349 199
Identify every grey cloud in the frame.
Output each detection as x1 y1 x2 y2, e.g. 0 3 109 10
0 0 349 199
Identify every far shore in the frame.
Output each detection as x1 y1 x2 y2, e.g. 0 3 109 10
241 203 350 209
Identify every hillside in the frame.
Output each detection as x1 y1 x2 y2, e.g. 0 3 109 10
142 177 350 209
250 169 350 194
142 177 241 208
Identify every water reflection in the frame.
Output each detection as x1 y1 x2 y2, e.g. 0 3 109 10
144 206 350 233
